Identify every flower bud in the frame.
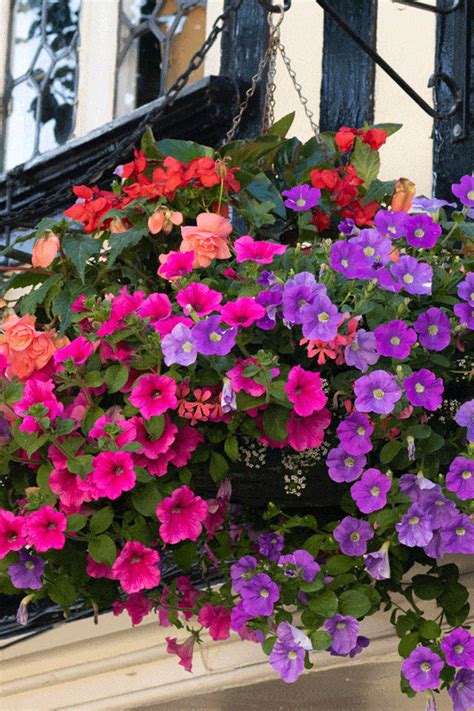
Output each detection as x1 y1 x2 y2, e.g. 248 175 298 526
391 178 416 212
31 230 60 268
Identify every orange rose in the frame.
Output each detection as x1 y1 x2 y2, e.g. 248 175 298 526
7 348 36 380
32 230 60 267
1 314 37 351
180 213 232 268
391 178 416 212
28 332 56 370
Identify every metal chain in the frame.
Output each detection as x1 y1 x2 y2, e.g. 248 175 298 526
277 40 322 143
262 32 278 133
0 0 245 230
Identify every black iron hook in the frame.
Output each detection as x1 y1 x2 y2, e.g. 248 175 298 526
392 0 462 16
428 72 463 118
258 0 291 12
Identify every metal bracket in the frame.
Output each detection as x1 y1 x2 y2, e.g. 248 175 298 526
258 0 291 12
316 0 466 138
392 0 462 15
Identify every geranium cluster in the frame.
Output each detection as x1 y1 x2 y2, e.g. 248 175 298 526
0 122 472 710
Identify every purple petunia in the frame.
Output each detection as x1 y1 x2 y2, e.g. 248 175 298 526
256 270 277 287
449 669 474 711
333 516 374 556
403 369 444 411
390 255 433 295
446 456 474 501
374 319 417 359
414 307 451 351
402 646 444 692
257 532 285 561
455 400 474 442
442 514 474 554
336 412 374 455
161 323 197 366
440 628 474 669
8 550 45 590
350 468 391 513
344 329 379 373
326 445 366 483
255 285 284 330
230 555 257 593
404 213 442 249
240 572 280 617
458 273 474 305
454 301 474 330
411 196 456 213
338 218 357 236
396 503 433 547
417 489 458 529
269 622 312 683
363 545 391 580
301 294 341 341
330 240 368 280
282 184 321 211
354 370 402 415
350 230 392 267
278 549 320 583
452 175 474 207
399 473 439 502
324 614 360 655
374 210 408 239
282 272 325 325
192 316 237 356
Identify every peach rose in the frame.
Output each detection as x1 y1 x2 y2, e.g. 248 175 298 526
1 314 37 351
28 332 56 370
391 178 416 212
32 230 60 268
7 348 36 380
180 213 232 268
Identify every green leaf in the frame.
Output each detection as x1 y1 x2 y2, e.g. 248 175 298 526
47 576 77 609
268 112 295 138
325 556 356 576
398 632 419 658
2 381 23 404
363 179 396 205
132 481 163 517
419 620 441 640
90 507 114 535
303 534 325 557
338 590 372 618
246 173 286 218
310 629 333 651
67 455 93 478
209 451 229 483
88 534 116 567
263 405 289 442
224 434 239 461
309 590 339 618
107 226 149 267
412 574 445 600
438 582 469 612
351 139 380 188
62 233 102 283
144 415 165 439
268 380 289 403
379 439 402 464
140 126 162 159
83 370 104 387
262 636 277 655
104 363 129 393
82 405 104 434
156 138 213 162
12 423 47 457
173 540 197 571
19 274 63 316
236 392 266 410
373 122 403 137
67 514 87 532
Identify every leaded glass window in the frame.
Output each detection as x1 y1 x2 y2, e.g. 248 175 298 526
115 0 206 118
2 0 81 171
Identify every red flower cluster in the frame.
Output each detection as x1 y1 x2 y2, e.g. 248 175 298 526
64 186 126 233
310 165 379 228
335 126 387 153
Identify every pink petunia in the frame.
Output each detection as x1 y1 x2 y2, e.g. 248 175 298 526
49 467 91 509
152 314 194 338
134 414 177 459
54 335 94 367
156 485 208 544
176 282 222 317
89 415 137 448
111 541 161 594
287 408 331 451
234 235 287 264
86 554 115 579
13 378 64 434
166 635 195 672
158 250 195 280
112 592 153 625
197 603 231 640
226 358 279 397
137 293 172 325
90 450 136 500
168 425 204 468
221 297 266 328
0 510 26 559
285 366 327 416
129 374 178 420
25 506 67 552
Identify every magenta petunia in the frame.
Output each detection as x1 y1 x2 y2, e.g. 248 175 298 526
111 541 160 594
129 374 178 420
13 377 64 434
350 468 391 513
166 635 195 672
91 450 136 500
158 250 195 280
176 282 222 317
221 297 266 328
197 603 231 641
234 235 287 264
0 510 26 559
446 456 474 501
136 292 172 324
287 408 331 451
403 369 444 411
25 506 67 552
374 320 417 359
285 366 327 417
54 335 94 367
354 370 402 414
336 413 374 455
156 485 208 544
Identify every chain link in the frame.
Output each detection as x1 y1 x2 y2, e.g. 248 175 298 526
0 0 245 231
